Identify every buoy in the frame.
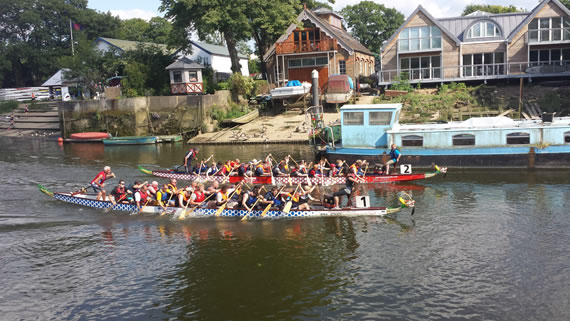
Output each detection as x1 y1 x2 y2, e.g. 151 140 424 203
57 137 63 143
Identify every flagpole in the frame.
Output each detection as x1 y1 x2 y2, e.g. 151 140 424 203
69 19 74 56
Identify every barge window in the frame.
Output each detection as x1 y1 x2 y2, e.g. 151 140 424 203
453 134 475 146
344 112 363 125
565 131 570 143
369 112 392 125
506 132 530 144
402 135 423 147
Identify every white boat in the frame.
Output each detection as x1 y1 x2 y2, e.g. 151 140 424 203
270 81 311 99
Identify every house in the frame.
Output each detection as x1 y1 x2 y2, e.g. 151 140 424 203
263 6 375 90
379 0 570 86
41 68 79 101
94 37 173 54
165 57 205 94
177 40 250 79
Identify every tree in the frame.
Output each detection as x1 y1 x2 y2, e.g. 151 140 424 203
161 0 252 74
118 18 150 42
462 4 521 16
147 17 173 44
340 1 404 53
561 0 570 10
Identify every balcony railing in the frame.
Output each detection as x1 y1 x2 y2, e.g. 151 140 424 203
170 82 203 94
275 39 337 55
378 61 570 84
527 27 570 43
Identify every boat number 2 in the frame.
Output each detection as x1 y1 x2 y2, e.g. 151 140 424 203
400 164 412 174
356 196 370 208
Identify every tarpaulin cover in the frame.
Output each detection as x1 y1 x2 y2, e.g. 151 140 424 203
286 80 302 87
326 75 352 93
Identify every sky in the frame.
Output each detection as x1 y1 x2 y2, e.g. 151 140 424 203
88 0 544 21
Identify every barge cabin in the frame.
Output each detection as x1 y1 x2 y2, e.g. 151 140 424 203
322 104 570 168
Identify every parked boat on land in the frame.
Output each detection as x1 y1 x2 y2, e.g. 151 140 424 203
103 136 158 145
319 104 570 168
270 80 311 108
137 165 446 184
38 184 410 219
324 74 353 106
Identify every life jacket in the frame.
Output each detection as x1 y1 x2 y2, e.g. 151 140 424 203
91 171 106 185
182 192 191 202
138 190 148 203
219 191 228 201
286 193 299 203
246 195 257 207
194 190 205 202
167 184 178 194
224 164 232 172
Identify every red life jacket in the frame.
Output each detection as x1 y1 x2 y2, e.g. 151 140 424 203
138 190 148 203
91 171 107 185
194 190 205 202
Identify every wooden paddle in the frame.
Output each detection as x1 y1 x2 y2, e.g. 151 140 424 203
221 168 234 184
159 190 176 216
215 183 242 217
241 186 266 221
283 184 301 214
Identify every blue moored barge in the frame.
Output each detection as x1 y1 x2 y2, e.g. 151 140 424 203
320 104 570 168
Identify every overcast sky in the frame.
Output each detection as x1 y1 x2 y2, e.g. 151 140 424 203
89 0 544 20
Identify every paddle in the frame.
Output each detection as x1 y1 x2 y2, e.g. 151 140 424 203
221 168 234 184
178 192 215 220
159 190 176 216
398 191 416 215
241 186 266 221
215 183 242 217
283 184 301 214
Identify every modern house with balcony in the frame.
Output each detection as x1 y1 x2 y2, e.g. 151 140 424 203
263 6 375 90
379 0 570 86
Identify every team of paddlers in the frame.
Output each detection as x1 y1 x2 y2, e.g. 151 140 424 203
88 150 375 213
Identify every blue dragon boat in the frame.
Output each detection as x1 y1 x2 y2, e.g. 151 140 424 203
319 104 570 169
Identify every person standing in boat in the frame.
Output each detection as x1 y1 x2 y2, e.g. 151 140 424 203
332 167 361 209
384 144 401 175
183 147 199 173
90 166 116 202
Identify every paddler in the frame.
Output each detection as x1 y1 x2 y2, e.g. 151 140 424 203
332 166 362 209
189 183 206 207
166 178 179 206
90 166 116 201
178 187 194 208
110 180 127 205
183 147 199 174
241 185 262 211
156 184 172 210
134 184 150 212
262 186 284 209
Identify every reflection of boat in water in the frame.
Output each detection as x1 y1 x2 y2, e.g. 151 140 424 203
67 142 105 161
38 185 413 219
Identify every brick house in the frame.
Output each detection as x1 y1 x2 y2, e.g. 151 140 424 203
379 0 570 86
263 6 375 90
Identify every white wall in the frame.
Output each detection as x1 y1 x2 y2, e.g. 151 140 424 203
211 55 249 76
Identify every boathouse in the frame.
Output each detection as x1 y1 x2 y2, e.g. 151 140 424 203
166 57 205 95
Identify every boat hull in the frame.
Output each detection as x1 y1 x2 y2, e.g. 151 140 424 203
103 136 157 145
140 168 440 184
70 132 110 140
322 145 570 169
50 192 399 219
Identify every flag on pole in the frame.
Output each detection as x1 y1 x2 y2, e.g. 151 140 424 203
73 23 83 31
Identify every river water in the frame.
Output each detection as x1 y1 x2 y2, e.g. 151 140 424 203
1 136 569 321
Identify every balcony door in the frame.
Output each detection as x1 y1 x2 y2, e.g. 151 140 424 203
294 29 321 52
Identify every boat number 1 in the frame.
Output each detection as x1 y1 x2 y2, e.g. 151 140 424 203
400 164 412 174
356 196 370 208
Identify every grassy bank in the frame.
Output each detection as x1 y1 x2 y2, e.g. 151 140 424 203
0 101 19 114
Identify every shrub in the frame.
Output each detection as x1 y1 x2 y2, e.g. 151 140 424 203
0 101 19 113
228 73 255 98
390 73 413 92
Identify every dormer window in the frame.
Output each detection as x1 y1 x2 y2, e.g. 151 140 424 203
466 21 500 39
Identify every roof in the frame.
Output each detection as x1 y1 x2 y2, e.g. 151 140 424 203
264 8 372 61
95 37 174 54
438 12 528 42
42 69 71 87
381 6 461 52
191 40 248 59
165 57 204 70
313 7 343 19
507 0 570 41
340 103 402 111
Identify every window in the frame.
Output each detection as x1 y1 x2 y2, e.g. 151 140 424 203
453 134 475 146
288 57 328 68
398 26 442 52
369 112 392 125
506 132 530 145
173 71 182 83
528 17 570 43
565 131 570 143
466 21 500 39
399 55 441 80
339 60 346 74
529 49 570 66
343 112 363 125
462 52 505 77
402 135 423 147
188 71 198 82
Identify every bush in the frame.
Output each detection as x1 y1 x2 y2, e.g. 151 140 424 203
252 80 269 96
210 101 250 122
390 73 413 92
0 101 19 113
216 81 230 90
202 66 216 94
228 73 255 98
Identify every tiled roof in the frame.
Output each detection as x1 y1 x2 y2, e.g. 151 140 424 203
96 37 174 54
191 40 248 59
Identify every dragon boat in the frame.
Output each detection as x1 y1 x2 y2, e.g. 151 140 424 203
137 165 446 185
38 185 412 220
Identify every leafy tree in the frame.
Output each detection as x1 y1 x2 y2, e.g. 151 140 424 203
462 4 521 16
340 1 404 53
161 0 252 74
147 17 173 44
118 18 150 42
561 0 570 10
249 58 261 74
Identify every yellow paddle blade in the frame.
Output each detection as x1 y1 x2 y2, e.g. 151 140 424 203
283 201 292 214
434 165 440 172
261 203 272 217
215 203 227 216
240 212 250 221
